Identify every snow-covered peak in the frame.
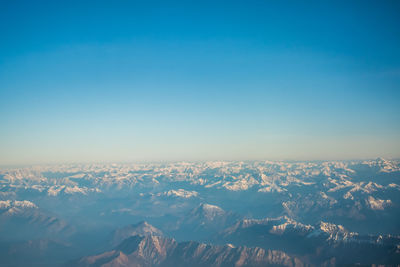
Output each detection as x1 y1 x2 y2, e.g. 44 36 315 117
366 196 392 210
161 189 199 198
112 221 164 246
200 203 223 212
192 203 226 220
226 216 313 236
0 200 11 209
13 200 38 209
361 158 400 173
309 221 358 242
131 221 163 235
0 200 38 216
269 216 314 235
0 200 37 210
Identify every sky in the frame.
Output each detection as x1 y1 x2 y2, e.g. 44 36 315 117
0 0 400 165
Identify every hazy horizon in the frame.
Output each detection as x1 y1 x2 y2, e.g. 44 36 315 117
1 2 400 266
1 156 400 169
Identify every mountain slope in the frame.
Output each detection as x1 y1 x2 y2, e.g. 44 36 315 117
111 221 164 246
219 216 400 265
172 203 241 240
76 234 305 267
0 200 74 240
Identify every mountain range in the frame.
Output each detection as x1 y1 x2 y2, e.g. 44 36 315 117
0 159 399 266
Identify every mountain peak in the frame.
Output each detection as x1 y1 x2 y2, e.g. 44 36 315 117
199 203 223 211
111 221 163 246
191 203 226 220
308 221 358 242
78 235 303 267
134 220 151 227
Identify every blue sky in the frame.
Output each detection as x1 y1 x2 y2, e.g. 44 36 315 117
1 0 400 164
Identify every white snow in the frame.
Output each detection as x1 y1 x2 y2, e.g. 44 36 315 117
366 196 392 210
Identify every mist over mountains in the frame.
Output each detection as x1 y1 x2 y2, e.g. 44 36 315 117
0 158 399 266
2 0 400 266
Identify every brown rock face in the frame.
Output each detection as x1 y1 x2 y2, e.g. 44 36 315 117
77 234 304 267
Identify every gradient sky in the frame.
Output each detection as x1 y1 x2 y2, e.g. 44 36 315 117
1 0 400 164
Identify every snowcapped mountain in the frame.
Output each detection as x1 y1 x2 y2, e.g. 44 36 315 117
111 221 164 246
190 203 226 220
0 199 74 241
155 189 199 199
0 159 399 266
360 157 400 173
307 221 358 242
220 215 400 265
224 216 313 236
171 203 241 241
0 200 38 214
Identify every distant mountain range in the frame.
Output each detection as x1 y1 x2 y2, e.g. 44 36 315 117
0 159 399 266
